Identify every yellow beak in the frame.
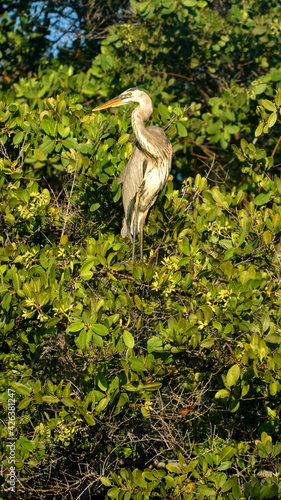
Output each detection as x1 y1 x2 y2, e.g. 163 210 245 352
93 96 124 111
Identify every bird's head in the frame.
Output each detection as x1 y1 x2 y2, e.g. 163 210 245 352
93 88 149 111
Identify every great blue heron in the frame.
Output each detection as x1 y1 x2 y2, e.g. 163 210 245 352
93 88 172 262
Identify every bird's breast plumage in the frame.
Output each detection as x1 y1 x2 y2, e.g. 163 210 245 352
138 156 170 211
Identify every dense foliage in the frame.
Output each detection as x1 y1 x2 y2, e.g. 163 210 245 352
1 0 281 498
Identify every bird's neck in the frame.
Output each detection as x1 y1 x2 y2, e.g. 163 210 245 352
131 97 154 155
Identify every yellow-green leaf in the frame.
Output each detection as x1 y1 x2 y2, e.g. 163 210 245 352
34 149 46 161
10 382 32 396
226 364 240 387
261 99 276 112
42 395 59 403
92 324 108 336
18 397 32 410
177 122 187 137
67 322 85 332
84 413 96 425
255 121 264 137
262 231 272 244
215 389 230 399
254 192 271 205
100 477 112 487
267 112 277 128
60 235 68 245
123 330 135 348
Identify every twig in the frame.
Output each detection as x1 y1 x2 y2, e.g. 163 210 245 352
271 135 281 157
61 169 77 239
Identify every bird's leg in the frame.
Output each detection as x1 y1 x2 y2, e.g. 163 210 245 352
132 193 140 263
139 208 149 262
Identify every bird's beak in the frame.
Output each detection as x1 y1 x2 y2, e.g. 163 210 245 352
93 95 124 111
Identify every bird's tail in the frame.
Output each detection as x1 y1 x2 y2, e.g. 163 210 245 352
121 220 132 241
121 211 143 242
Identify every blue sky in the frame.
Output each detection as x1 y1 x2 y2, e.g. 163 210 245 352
31 1 80 57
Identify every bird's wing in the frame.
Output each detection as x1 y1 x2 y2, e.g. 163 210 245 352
118 127 172 240
118 145 147 239
118 144 146 185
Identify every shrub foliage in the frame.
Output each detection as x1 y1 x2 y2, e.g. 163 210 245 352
0 0 281 499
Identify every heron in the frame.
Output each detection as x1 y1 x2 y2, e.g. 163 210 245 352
93 88 172 262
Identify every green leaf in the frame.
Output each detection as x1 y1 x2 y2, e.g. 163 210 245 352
84 413 96 426
226 124 240 134
100 477 112 487
107 488 120 499
41 117 57 136
211 187 227 206
57 123 70 138
141 406 151 418
185 460 198 472
67 322 85 332
129 358 146 372
118 133 130 145
95 396 110 412
91 332 104 347
34 149 46 161
226 364 240 387
215 389 230 399
254 192 271 205
42 395 59 403
80 259 96 279
147 336 163 353
123 330 135 348
13 131 24 145
18 397 32 410
114 393 129 414
141 382 162 391
62 397 75 407
261 99 276 112
2 292 12 310
221 478 235 490
75 330 87 350
62 137 79 149
267 112 277 128
255 121 264 137
272 442 281 457
166 464 181 473
176 122 188 137
90 203 101 212
239 270 251 285
229 399 240 412
39 137 55 155
218 462 233 472
224 248 235 260
254 83 267 94
158 103 170 119
163 2 177 14
220 446 236 461
33 380 41 394
60 234 68 245
92 324 108 336
262 230 272 244
10 382 32 396
97 373 108 391
269 381 278 396
198 486 217 496
201 338 215 348
265 333 281 344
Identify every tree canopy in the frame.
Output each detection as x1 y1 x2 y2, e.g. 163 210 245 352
0 1 281 498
